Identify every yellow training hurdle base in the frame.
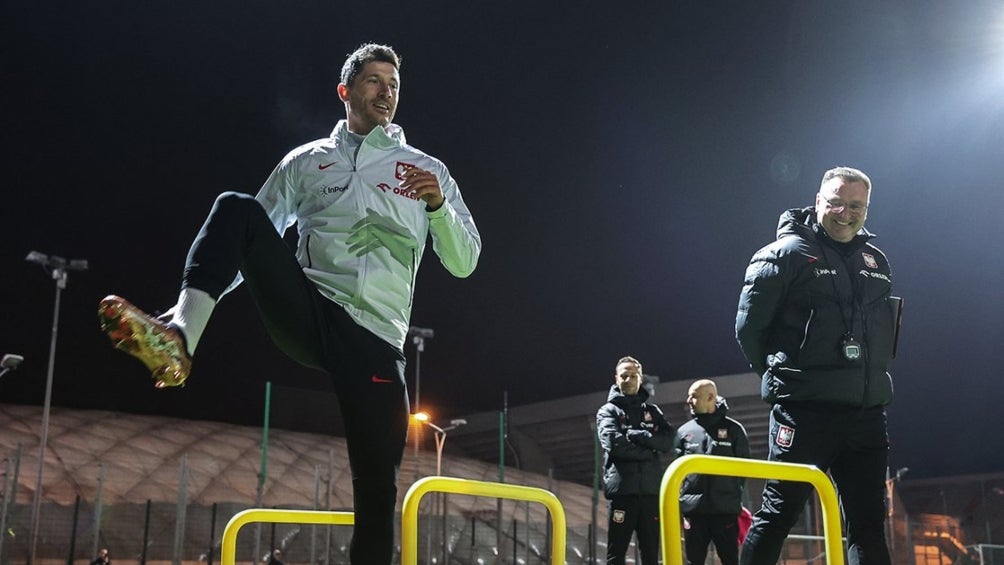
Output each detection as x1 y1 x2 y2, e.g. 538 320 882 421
660 454 844 565
401 476 567 565
220 508 354 565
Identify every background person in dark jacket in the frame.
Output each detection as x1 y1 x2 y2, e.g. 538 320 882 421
597 356 677 565
676 379 751 565
736 166 899 565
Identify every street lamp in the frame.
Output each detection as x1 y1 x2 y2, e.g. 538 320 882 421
886 467 909 514
422 418 468 476
24 250 88 565
412 413 467 475
414 415 466 564
0 354 24 380
886 466 909 554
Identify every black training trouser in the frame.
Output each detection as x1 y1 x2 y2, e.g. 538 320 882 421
685 513 740 565
740 403 890 565
607 494 661 565
184 192 410 565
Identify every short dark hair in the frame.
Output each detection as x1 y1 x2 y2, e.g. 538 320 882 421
340 43 401 86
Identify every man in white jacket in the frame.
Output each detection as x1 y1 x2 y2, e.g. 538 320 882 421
98 43 481 565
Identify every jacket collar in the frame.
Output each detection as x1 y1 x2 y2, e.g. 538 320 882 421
330 120 407 149
607 384 650 406
692 396 728 428
776 206 875 251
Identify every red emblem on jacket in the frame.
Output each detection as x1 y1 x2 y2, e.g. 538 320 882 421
776 424 795 447
395 161 416 180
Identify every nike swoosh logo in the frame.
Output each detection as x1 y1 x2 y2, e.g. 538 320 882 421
318 162 337 170
371 374 394 384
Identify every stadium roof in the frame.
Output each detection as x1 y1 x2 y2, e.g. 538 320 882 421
0 403 598 524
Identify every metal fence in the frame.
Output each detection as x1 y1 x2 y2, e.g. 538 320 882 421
0 499 624 564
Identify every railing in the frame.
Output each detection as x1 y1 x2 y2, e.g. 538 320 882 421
220 508 354 565
969 543 1004 565
660 454 845 565
401 476 566 565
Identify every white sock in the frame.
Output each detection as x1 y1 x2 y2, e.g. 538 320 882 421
170 287 216 356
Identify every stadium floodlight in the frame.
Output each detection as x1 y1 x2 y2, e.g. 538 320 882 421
0 353 24 379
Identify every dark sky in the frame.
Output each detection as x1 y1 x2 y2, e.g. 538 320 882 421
2 1 1003 480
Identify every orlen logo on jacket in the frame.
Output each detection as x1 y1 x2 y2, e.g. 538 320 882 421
395 161 416 180
377 181 420 202
376 161 420 201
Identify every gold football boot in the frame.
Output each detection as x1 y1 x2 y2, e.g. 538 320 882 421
97 295 191 388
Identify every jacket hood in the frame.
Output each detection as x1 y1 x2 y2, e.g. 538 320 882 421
776 207 815 239
714 395 729 413
607 384 651 404
776 206 875 247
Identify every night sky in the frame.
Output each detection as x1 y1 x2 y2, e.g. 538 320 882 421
3 1 1003 480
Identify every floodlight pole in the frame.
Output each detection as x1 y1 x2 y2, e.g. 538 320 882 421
407 326 434 456
408 326 434 413
24 251 87 565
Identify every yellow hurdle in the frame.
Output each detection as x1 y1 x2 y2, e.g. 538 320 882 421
660 454 844 565
220 508 354 565
401 476 567 565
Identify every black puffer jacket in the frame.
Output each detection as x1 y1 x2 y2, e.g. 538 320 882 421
736 207 897 407
676 397 751 515
597 385 676 498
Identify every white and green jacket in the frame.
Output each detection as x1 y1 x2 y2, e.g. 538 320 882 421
245 120 481 350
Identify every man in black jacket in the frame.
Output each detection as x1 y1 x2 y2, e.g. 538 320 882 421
736 166 899 565
677 379 750 565
597 356 677 565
